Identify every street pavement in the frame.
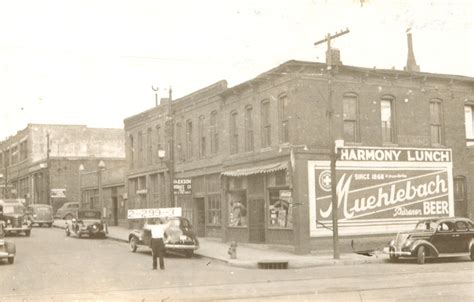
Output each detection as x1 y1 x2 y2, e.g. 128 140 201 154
2 227 473 301
53 219 387 269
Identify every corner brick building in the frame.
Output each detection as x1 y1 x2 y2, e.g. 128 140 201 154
125 52 474 254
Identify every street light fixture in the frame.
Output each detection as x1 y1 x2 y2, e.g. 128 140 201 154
97 160 106 218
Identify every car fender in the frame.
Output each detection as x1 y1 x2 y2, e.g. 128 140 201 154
469 239 474 250
129 230 143 242
411 240 439 257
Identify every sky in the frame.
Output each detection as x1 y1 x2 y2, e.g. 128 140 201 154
0 0 473 140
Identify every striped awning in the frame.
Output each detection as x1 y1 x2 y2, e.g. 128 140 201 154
221 162 288 177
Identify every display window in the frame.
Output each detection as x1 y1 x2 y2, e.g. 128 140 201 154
268 189 293 229
228 191 247 227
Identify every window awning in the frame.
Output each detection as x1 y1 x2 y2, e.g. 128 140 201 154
221 162 288 177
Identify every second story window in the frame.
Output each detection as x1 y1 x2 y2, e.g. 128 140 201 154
279 94 289 143
137 131 143 167
147 128 152 165
186 120 193 159
129 134 134 168
261 99 271 148
20 140 28 161
0 152 3 169
4 149 10 167
10 145 18 165
245 105 254 152
430 99 444 145
210 111 218 154
230 111 239 154
155 125 162 163
464 104 474 142
343 93 359 142
199 115 206 157
381 97 395 143
175 123 184 161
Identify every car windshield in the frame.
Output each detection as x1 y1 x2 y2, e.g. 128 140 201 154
414 221 437 231
78 211 101 219
3 205 25 214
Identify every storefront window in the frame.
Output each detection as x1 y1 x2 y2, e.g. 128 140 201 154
268 189 293 228
228 191 247 227
207 194 221 225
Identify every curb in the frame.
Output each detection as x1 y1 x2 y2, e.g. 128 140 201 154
52 222 386 269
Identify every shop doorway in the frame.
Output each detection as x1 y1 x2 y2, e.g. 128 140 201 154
111 196 118 226
453 176 467 217
194 197 206 237
248 198 265 243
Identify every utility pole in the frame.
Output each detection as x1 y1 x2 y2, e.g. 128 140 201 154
46 133 51 205
152 86 159 107
168 87 175 208
314 28 350 260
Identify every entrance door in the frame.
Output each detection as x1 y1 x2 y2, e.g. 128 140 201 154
248 198 265 243
453 177 467 217
111 197 118 226
195 198 205 237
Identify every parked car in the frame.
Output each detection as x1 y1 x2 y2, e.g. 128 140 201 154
27 204 54 227
128 216 199 258
54 202 79 220
65 210 108 238
0 222 16 264
0 199 32 236
385 217 474 264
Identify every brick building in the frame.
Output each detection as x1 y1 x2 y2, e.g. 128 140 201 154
0 124 125 215
124 52 474 254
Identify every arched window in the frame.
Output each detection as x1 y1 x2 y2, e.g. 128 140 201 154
343 93 360 142
430 99 444 145
199 115 206 157
129 134 134 168
186 119 193 159
210 111 218 154
261 99 271 147
380 95 396 143
245 105 254 152
230 110 239 154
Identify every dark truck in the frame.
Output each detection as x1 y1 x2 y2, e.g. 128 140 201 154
0 199 32 236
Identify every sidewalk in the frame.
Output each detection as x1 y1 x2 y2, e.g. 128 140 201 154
53 220 387 269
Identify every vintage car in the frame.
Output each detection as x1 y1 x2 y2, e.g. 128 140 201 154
27 204 54 227
0 222 16 264
65 210 108 238
385 217 474 264
55 202 80 220
0 199 32 236
128 216 199 258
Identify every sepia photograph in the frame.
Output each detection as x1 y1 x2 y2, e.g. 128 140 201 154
0 0 473 301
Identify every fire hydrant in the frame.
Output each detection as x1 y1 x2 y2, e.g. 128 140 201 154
228 241 237 259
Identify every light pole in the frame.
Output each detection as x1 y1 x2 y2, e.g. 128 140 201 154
97 160 106 218
78 164 84 209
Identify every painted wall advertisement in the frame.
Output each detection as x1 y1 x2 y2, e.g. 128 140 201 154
308 147 453 237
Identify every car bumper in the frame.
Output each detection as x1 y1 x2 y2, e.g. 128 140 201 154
5 227 31 232
0 251 13 258
32 220 53 224
383 246 412 257
165 244 199 250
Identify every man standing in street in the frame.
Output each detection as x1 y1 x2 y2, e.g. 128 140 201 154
144 218 168 270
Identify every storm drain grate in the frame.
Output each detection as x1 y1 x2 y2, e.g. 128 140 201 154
257 261 288 269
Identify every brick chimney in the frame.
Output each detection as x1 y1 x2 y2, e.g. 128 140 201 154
404 31 420 72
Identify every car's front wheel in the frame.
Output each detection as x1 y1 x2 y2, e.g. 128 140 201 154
25 230 31 237
65 227 70 237
184 250 194 258
129 236 138 252
8 257 14 264
417 246 426 265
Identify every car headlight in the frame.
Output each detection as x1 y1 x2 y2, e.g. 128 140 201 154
389 239 395 246
6 220 11 225
33 214 37 218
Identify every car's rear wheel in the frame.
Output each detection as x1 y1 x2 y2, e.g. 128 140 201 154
48 223 53 228
65 227 70 237
129 236 138 252
25 230 31 237
8 257 14 264
389 247 398 263
470 245 474 261
77 232 82 239
417 246 426 265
